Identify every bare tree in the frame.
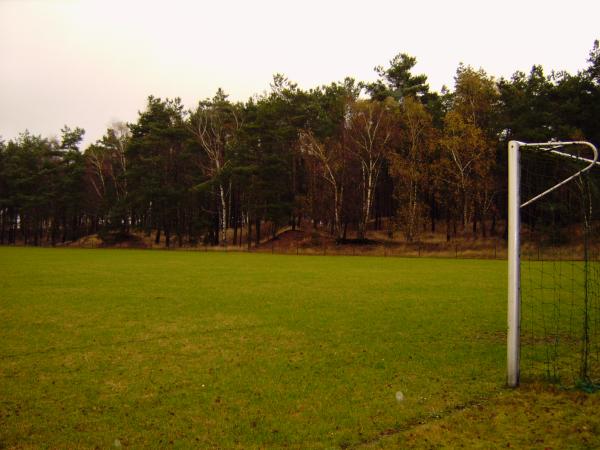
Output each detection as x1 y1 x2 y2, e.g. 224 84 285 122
390 97 435 241
347 99 395 240
439 66 498 234
189 89 241 245
298 130 348 239
86 122 130 208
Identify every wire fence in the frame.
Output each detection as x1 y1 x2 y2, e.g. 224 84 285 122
2 239 510 260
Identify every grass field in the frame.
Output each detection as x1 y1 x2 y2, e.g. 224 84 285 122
1 247 599 448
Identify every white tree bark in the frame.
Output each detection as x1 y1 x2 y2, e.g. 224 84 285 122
190 105 240 245
349 102 392 240
298 130 345 239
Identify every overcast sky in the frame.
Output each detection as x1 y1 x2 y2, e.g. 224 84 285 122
1 0 599 147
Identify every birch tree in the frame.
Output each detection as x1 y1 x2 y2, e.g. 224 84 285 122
439 110 486 228
85 123 130 229
189 89 241 246
86 123 129 202
390 96 436 241
348 99 396 240
298 129 347 239
439 66 498 234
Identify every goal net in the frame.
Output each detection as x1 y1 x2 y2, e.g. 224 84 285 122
508 140 600 389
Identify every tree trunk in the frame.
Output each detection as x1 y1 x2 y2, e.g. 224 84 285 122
462 189 467 230
144 216 152 236
219 183 227 246
0 209 5 245
333 185 343 239
233 217 238 247
247 216 252 251
61 215 67 243
23 217 28 246
359 166 375 241
430 196 436 233
33 218 39 246
9 212 17 244
51 218 57 247
255 217 261 246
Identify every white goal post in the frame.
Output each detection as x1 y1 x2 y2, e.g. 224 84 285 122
507 140 600 387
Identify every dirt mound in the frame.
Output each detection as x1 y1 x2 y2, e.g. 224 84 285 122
71 232 149 249
264 229 305 248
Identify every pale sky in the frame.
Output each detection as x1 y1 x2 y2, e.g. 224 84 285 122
1 0 599 147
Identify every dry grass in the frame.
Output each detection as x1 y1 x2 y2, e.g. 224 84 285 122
364 383 600 449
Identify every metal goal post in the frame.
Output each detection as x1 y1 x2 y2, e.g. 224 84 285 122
507 140 599 387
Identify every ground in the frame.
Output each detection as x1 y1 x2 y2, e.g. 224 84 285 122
70 223 508 260
0 247 598 448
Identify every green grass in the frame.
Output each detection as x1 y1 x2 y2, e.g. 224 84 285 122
520 259 600 386
0 247 598 449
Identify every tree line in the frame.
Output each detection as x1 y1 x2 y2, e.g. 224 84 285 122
1 42 600 248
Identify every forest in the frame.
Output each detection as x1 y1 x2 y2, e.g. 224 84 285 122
1 41 599 248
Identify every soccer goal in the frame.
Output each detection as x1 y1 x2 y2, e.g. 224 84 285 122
507 140 600 388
